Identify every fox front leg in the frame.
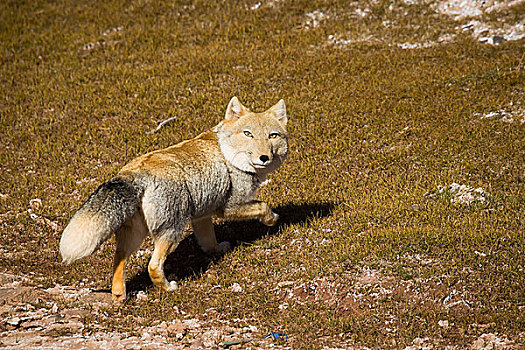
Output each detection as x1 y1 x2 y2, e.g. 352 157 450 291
220 201 279 226
191 216 231 253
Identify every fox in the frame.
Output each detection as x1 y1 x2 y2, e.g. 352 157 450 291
60 97 288 302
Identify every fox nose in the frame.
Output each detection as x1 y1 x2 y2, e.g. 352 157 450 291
259 155 270 163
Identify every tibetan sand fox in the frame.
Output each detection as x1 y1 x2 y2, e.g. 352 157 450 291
60 97 288 302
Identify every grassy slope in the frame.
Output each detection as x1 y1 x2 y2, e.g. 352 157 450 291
1 0 523 348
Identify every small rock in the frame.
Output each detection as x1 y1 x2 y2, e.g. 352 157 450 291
141 331 152 340
411 204 420 211
50 303 58 313
230 283 243 293
167 321 187 339
438 320 449 328
277 281 294 288
136 291 147 300
6 316 22 328
29 198 42 209
183 318 201 329
247 325 258 333
202 329 220 347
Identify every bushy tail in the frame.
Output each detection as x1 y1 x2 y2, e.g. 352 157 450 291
60 177 139 264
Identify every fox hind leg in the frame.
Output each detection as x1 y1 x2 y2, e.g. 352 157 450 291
148 237 179 291
112 214 147 302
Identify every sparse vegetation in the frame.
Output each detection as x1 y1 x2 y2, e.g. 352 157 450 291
1 0 524 349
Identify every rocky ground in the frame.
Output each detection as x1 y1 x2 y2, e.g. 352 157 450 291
1 269 521 349
314 0 525 48
0 273 292 349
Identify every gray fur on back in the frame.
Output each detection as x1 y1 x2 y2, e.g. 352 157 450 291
130 152 260 242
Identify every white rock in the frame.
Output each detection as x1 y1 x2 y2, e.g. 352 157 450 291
277 281 294 288
136 291 147 300
250 2 261 10
230 283 243 293
438 319 449 328
29 198 42 208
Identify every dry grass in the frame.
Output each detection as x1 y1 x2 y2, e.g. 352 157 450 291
1 0 524 348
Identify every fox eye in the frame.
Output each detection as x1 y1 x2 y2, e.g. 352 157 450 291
269 132 280 139
243 130 253 138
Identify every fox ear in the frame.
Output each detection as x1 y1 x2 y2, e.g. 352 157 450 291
269 99 287 126
225 96 245 120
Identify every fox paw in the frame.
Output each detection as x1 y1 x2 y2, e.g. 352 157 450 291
262 211 279 226
112 293 126 303
167 281 178 291
112 285 126 303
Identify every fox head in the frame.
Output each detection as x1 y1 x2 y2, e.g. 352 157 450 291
216 97 288 176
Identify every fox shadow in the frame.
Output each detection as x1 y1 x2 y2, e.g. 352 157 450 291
125 202 335 294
